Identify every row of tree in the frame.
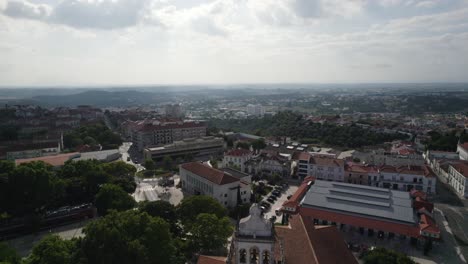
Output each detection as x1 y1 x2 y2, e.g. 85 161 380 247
426 130 468 152
210 111 407 148
0 160 136 223
1 196 234 264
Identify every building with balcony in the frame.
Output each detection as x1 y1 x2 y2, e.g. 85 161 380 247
447 162 468 198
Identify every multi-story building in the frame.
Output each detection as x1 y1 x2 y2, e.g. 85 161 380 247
344 163 378 185
447 162 468 198
245 152 291 177
222 149 253 172
179 162 251 208
283 179 440 244
143 136 224 162
369 165 437 194
246 104 265 117
458 142 468 161
353 149 424 167
295 153 344 182
123 120 207 151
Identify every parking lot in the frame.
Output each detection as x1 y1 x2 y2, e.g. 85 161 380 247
261 185 298 223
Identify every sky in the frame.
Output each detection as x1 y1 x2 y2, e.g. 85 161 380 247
0 0 468 86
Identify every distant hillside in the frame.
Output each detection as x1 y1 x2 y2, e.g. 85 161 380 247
31 90 166 107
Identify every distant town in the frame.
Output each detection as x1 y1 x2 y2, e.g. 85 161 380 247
1 85 468 264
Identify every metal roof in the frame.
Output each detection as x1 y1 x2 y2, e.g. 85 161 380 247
301 180 416 224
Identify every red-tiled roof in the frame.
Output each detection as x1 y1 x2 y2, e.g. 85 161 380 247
294 151 311 161
379 165 436 178
15 152 79 167
225 149 252 156
181 162 240 185
299 206 421 238
301 215 358 264
310 156 344 167
197 255 227 264
419 214 440 235
451 163 468 178
282 177 314 212
459 142 468 151
274 215 357 264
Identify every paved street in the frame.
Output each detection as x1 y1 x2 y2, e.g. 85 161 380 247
263 185 298 223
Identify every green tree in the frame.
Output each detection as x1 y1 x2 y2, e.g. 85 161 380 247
144 159 156 171
363 248 416 264
189 213 233 255
0 242 20 264
176 196 227 226
251 138 266 150
139 201 178 234
23 235 77 264
81 210 176 264
94 184 136 216
236 142 250 150
163 156 173 170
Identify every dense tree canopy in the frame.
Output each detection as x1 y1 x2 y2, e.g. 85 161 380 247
363 248 416 264
63 123 122 150
80 210 176 264
188 213 233 255
0 242 20 264
176 196 227 226
24 235 77 264
426 130 468 151
94 184 136 216
210 111 407 148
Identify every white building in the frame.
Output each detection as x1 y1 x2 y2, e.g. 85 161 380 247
447 162 468 198
223 149 253 172
246 104 265 117
179 162 251 208
458 143 468 161
296 153 344 181
370 165 437 194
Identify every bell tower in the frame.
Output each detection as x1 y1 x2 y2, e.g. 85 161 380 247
230 204 275 264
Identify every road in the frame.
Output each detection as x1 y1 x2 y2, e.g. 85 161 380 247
263 185 298 224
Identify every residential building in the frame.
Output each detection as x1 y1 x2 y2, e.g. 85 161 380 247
200 204 357 264
222 149 253 172
344 163 378 185
353 149 424 167
246 104 265 117
245 152 291 177
295 153 344 181
179 162 251 208
458 142 468 161
143 136 223 162
447 162 468 198
370 165 436 194
284 179 440 244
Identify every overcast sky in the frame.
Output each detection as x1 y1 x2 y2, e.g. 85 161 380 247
1 0 468 86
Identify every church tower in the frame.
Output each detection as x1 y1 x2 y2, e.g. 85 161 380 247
230 204 275 264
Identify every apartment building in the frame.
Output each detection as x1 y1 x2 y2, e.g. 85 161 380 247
370 165 437 194
447 162 468 198
123 119 207 151
458 143 468 161
222 149 253 172
295 152 344 182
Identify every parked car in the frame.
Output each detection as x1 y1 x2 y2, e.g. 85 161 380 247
269 215 277 222
267 198 275 203
268 195 277 201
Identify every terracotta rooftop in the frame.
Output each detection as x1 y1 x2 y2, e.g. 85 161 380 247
15 152 79 167
274 214 357 264
451 163 468 178
419 214 440 235
197 255 227 264
309 156 344 167
225 149 252 157
180 162 240 185
379 165 436 178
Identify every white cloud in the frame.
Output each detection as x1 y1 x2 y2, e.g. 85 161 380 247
2 0 51 20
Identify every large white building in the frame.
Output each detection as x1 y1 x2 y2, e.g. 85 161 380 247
447 162 468 198
179 162 251 208
458 143 468 161
246 104 265 117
